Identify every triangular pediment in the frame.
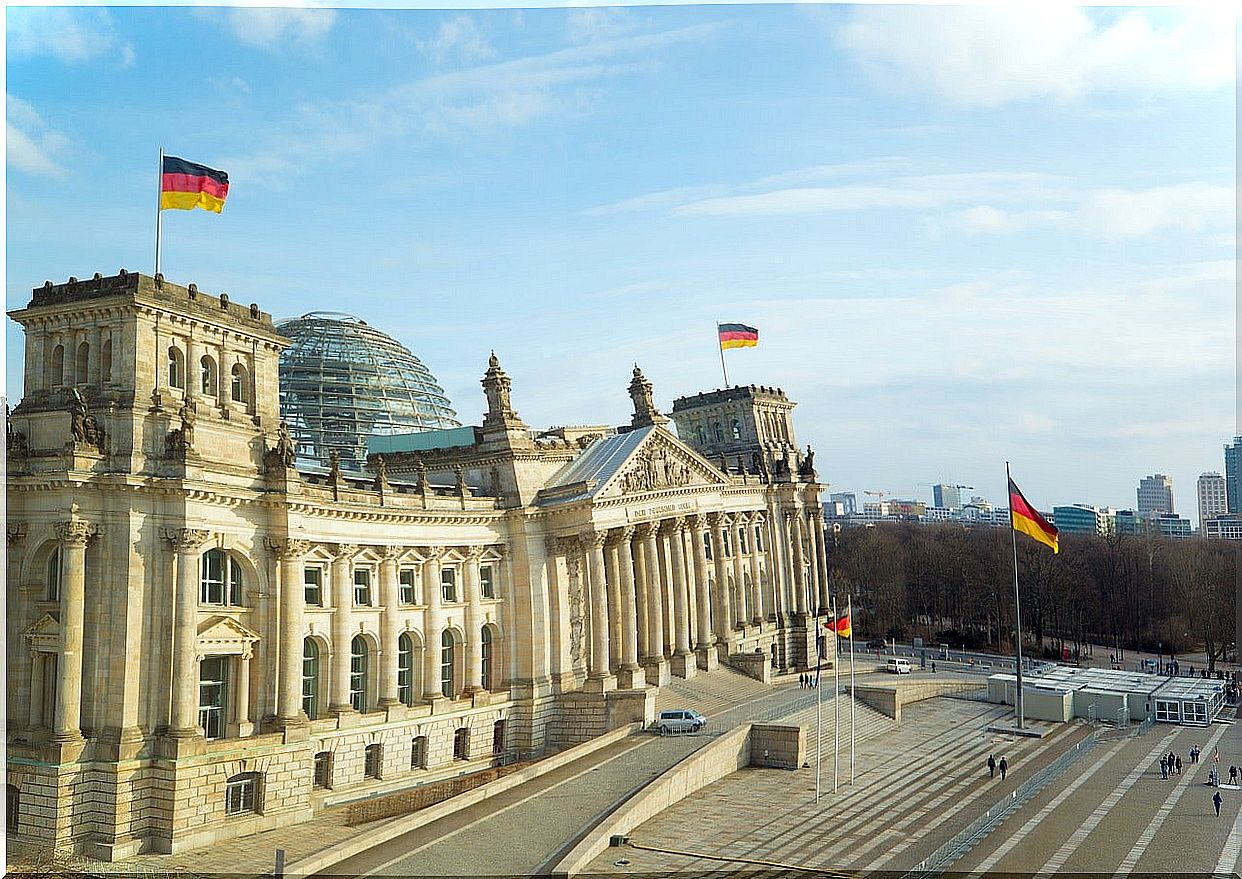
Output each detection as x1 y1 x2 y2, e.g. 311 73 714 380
596 427 731 499
25 613 61 650
198 615 261 651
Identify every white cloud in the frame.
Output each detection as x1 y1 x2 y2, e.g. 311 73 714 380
211 8 337 50
836 6 1233 108
566 9 636 45
417 16 496 66
930 183 1234 241
6 8 135 67
7 94 69 178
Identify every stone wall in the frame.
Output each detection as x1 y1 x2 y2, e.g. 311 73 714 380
749 724 805 770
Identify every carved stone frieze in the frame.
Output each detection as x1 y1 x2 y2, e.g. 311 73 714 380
618 444 694 495
7 522 28 545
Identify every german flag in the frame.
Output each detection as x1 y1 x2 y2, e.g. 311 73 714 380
161 155 229 213
1009 477 1059 554
718 323 758 350
825 610 851 638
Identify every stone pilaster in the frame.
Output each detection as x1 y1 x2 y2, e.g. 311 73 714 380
581 530 615 692
328 544 358 714
708 512 732 647
788 511 808 615
635 523 669 686
612 527 644 689
378 546 402 707
664 518 695 679
463 546 485 693
160 526 211 739
53 520 97 744
688 515 718 671
747 514 766 624
730 514 749 628
421 546 447 703
266 537 310 728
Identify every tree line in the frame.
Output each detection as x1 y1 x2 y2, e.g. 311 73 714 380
825 523 1239 671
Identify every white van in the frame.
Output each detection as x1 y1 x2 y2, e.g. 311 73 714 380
885 658 912 675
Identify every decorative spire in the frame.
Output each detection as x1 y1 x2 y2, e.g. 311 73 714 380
481 351 518 426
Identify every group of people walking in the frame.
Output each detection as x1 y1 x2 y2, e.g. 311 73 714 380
1152 743 1235 817
1159 752 1182 779
986 754 1008 781
797 673 819 689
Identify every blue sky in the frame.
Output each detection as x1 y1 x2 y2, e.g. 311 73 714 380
6 4 1236 520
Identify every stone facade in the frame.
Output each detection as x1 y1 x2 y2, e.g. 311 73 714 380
5 272 831 858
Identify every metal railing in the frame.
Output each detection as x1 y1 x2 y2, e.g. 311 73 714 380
901 730 1101 878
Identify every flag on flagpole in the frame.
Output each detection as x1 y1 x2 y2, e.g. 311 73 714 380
161 155 229 213
718 323 759 349
828 609 852 638
1008 477 1059 553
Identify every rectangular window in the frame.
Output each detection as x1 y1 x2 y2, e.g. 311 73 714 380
41 654 57 729
411 736 428 770
738 528 748 554
399 569 416 605
754 526 763 552
479 565 495 599
225 775 257 815
453 727 469 760
313 752 332 789
201 551 225 604
364 743 382 779
304 567 323 606
492 720 506 755
199 657 228 739
441 568 457 603
354 569 372 606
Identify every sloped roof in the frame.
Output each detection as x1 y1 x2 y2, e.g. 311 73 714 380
537 426 654 506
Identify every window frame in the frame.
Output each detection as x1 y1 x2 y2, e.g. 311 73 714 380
364 743 382 779
440 630 455 698
168 346 185 390
440 567 457 603
45 547 62 602
200 549 244 606
304 566 323 606
353 567 373 607
399 568 417 605
200 354 218 396
224 773 259 816
411 735 428 770
230 363 249 404
398 633 415 706
302 638 320 720
313 751 332 789
481 627 494 692
199 656 228 740
479 565 495 600
350 636 369 712
452 727 470 761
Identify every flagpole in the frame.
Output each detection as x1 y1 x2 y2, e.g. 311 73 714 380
1007 461 1025 730
717 323 730 387
849 594 856 784
833 593 840 794
814 608 822 804
155 148 164 278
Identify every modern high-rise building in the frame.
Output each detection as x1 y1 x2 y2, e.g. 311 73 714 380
828 491 857 515
1051 504 1116 536
1137 474 1174 514
1198 472 1228 525
1225 437 1242 513
932 484 961 510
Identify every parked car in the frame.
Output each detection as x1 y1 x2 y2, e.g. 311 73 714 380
866 638 887 650
653 709 707 735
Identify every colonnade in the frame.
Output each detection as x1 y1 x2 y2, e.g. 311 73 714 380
553 504 829 683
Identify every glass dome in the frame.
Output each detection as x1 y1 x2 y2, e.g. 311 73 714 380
276 312 460 469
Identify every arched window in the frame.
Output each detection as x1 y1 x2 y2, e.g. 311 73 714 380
168 347 185 389
713 421 724 443
46 547 62 602
101 338 112 383
200 355 218 396
313 751 332 789
350 636 369 712
452 727 469 760
398 633 415 706
200 549 244 605
480 627 494 692
224 772 260 815
75 342 89 385
302 639 320 720
364 743 382 778
440 630 455 699
6 784 18 833
731 418 741 440
697 425 707 445
230 363 248 403
50 345 65 387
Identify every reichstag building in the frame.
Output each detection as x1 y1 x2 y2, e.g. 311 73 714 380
5 271 829 857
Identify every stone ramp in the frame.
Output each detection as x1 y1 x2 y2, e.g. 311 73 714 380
653 664 789 717
582 697 1087 875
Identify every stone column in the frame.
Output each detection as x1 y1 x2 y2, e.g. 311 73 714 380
613 528 644 689
464 547 485 693
633 532 649 663
636 523 669 686
688 515 717 671
730 515 749 629
582 530 615 692
329 544 358 714
708 513 732 647
804 511 822 615
813 511 830 612
603 539 622 671
266 537 311 727
664 519 695 679
231 651 253 736
790 512 808 615
748 516 766 624
378 547 402 707
421 547 447 703
161 526 210 738
764 511 785 624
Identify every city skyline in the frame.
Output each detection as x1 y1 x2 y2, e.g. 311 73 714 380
6 4 1235 519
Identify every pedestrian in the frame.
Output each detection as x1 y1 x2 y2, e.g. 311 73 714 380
1231 765 1238 786
1176 756 1183 775
799 672 806 689
999 756 1008 781
931 661 936 673
1161 756 1168 779
1214 790 1223 817
987 754 996 778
